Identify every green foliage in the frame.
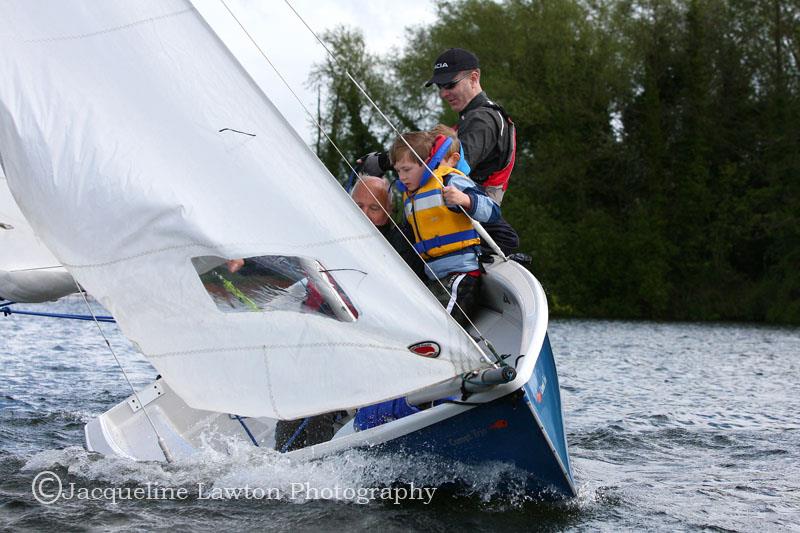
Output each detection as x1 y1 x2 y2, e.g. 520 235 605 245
309 26 398 179
309 0 800 324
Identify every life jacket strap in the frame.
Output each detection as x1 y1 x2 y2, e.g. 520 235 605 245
413 229 480 254
419 135 453 188
454 101 517 191
482 123 516 190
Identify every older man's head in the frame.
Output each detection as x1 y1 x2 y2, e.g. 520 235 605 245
351 175 391 227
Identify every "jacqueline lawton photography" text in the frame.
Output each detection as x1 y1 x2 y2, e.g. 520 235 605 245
31 471 437 506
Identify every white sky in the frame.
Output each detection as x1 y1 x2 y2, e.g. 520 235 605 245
196 0 436 143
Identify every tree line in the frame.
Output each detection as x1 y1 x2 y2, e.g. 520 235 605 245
309 0 800 324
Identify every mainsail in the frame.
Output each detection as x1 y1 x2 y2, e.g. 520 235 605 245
0 164 76 302
0 0 489 418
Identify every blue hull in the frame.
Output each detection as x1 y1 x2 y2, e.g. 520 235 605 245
374 334 575 498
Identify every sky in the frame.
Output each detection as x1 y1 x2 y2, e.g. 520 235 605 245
197 0 436 143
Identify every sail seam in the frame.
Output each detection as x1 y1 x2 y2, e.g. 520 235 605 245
261 346 283 419
148 342 405 359
61 234 375 268
19 8 194 44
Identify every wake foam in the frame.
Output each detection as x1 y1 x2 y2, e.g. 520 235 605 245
22 439 550 506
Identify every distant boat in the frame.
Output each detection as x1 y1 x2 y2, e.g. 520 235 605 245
0 0 575 498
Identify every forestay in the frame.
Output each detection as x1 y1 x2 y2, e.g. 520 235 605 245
0 0 489 418
0 165 76 302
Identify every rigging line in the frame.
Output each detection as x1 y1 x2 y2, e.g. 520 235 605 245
233 415 260 447
215 0 425 289
71 278 175 463
280 417 311 453
0 306 115 322
218 0 496 365
282 0 508 266
282 0 506 365
3 265 73 273
217 0 360 186
284 0 446 188
226 0 499 364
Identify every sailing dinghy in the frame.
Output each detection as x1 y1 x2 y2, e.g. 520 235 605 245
0 0 575 498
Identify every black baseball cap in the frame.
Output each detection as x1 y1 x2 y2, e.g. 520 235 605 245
424 48 480 87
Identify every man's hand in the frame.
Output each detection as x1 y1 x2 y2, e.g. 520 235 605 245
442 186 472 210
226 258 244 273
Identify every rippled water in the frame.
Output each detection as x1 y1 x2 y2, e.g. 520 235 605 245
2 297 799 531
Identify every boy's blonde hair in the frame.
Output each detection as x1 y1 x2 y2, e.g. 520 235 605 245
390 124 460 166
431 124 461 159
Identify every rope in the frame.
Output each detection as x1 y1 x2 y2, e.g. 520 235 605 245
282 0 509 362
282 0 509 264
233 415 260 447
71 279 174 463
1 305 115 322
218 0 501 366
279 417 310 453
217 0 361 191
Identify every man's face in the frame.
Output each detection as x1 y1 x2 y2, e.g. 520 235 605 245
439 70 478 113
395 155 426 193
352 183 389 226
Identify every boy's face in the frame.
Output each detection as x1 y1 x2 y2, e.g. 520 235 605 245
395 155 426 192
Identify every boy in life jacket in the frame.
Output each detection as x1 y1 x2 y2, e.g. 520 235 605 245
390 125 500 328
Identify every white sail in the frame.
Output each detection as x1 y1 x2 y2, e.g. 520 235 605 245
0 0 489 419
0 164 76 302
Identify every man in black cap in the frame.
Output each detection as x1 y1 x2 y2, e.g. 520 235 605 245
424 48 516 207
424 48 519 255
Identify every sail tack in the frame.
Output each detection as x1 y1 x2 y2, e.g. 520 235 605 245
0 0 488 418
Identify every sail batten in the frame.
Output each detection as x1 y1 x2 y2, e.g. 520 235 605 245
0 0 487 418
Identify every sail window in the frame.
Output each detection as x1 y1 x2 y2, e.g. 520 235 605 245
192 255 358 322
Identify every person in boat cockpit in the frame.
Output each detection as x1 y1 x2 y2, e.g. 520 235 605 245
350 175 425 279
391 125 500 329
350 128 496 433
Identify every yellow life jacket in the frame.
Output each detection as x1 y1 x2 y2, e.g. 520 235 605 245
403 166 481 259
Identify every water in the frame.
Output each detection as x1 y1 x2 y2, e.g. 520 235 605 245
2 297 799 531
